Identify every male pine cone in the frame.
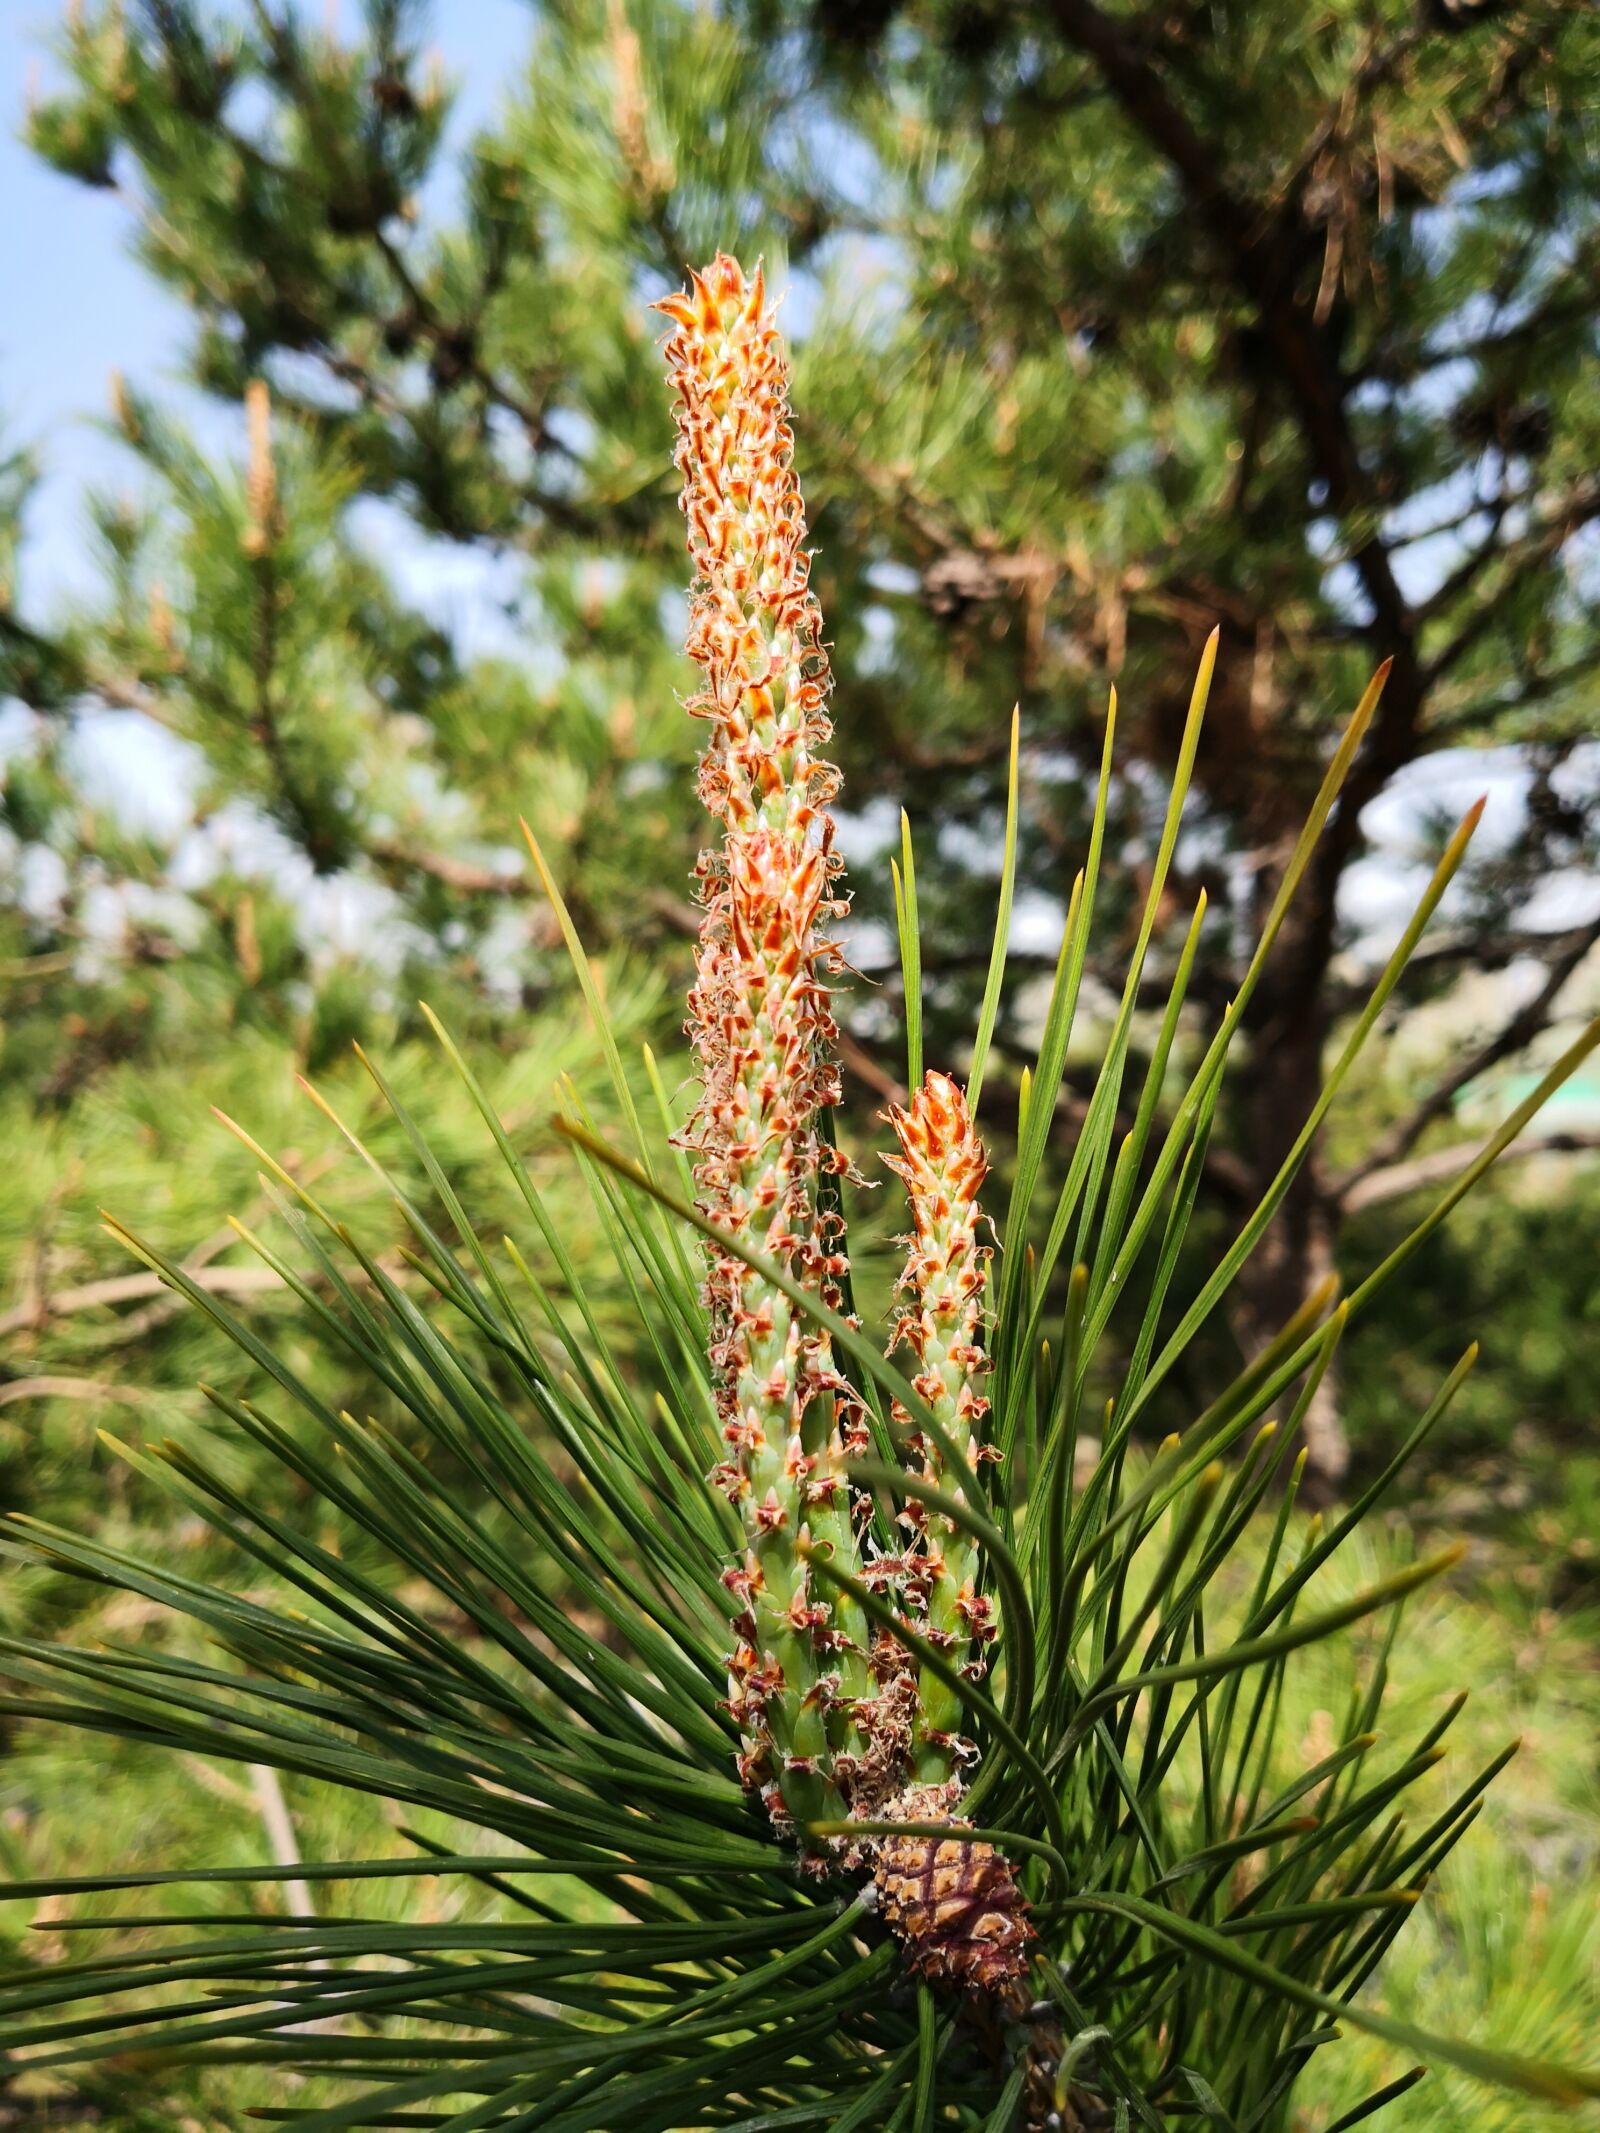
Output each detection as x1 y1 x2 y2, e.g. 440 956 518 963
657 251 1036 2019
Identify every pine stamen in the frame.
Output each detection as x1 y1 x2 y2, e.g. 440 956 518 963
884 1068 999 1777
657 253 900 1847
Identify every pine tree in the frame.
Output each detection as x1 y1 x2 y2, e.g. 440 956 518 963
0 243 1597 2130
16 0 1599 1496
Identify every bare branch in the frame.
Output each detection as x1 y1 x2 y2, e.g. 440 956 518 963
250 1763 318 1927
1329 920 1600 1000
368 839 531 897
0 1373 163 1410
1335 917 1600 1196
1423 474 1600 684
1342 1127 1600 1215
0 1263 289 1342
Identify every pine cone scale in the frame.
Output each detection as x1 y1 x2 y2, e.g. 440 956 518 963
874 1825 1034 1990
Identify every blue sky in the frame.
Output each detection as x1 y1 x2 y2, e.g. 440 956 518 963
3 0 535 610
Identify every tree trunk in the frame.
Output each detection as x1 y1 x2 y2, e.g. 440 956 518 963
1232 904 1347 1501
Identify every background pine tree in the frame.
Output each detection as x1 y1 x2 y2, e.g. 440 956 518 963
10 0 1599 1488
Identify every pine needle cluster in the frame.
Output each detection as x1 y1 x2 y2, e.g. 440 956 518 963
0 256 1597 2133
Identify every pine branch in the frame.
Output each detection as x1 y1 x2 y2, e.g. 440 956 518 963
1040 0 1426 766
1341 1128 1600 1216
0 1374 160 1411
1336 915 1600 1197
1423 473 1600 685
367 838 530 896
0 1263 288 1342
